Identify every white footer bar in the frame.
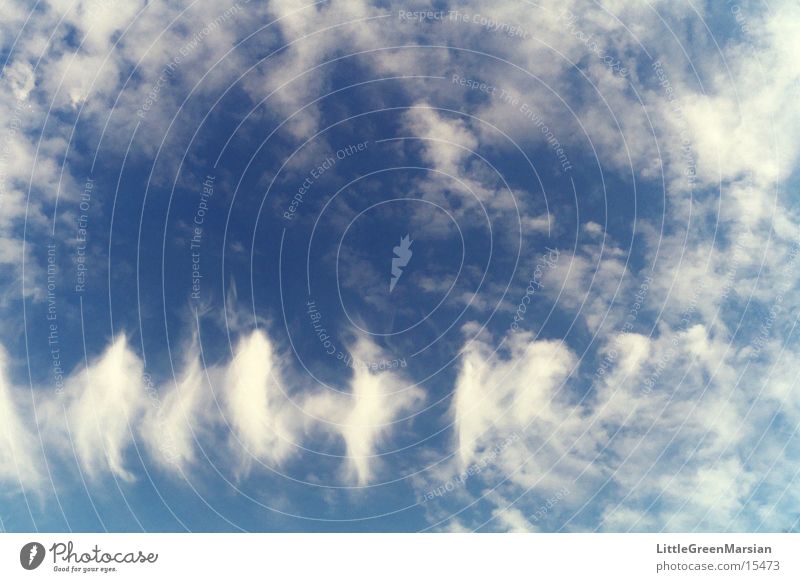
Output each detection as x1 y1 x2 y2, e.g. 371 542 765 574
1 533 796 581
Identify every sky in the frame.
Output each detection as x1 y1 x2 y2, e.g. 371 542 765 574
0 0 799 533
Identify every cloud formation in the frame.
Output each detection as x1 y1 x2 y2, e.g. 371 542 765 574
1 0 799 532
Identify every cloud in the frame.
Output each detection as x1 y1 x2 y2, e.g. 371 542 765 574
452 331 576 467
42 336 147 482
303 336 425 485
222 330 300 473
403 104 479 176
0 327 428 494
335 336 424 485
434 320 800 531
243 0 395 139
0 347 41 490
140 349 210 473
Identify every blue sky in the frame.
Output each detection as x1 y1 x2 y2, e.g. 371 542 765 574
1 0 799 532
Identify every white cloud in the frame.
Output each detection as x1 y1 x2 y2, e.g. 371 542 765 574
42 336 147 482
140 349 210 473
0 328 427 493
222 330 300 473
304 336 425 485
0 347 41 490
337 337 424 485
452 331 576 467
433 316 800 531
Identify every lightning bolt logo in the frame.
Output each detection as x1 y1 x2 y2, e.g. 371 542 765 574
389 234 413 293
20 542 45 570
